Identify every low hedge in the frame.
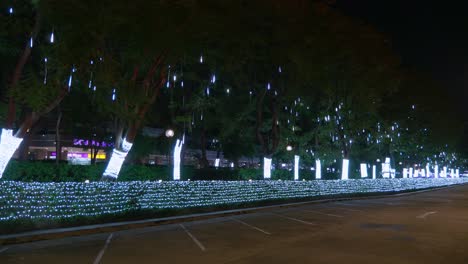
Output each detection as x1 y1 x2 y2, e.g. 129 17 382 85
2 160 355 182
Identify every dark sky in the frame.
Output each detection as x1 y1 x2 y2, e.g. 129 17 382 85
336 0 468 117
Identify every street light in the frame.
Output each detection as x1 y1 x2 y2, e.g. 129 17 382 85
165 129 174 138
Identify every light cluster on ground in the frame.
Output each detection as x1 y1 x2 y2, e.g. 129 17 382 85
1 178 467 222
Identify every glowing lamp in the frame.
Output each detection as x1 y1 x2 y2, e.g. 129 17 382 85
165 129 174 138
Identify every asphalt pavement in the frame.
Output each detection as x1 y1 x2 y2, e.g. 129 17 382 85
1 184 468 264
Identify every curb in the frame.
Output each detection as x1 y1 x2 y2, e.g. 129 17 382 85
0 183 464 246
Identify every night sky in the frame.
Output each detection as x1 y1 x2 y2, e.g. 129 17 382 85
336 0 468 119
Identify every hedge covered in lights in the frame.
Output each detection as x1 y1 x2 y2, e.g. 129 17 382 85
1 178 467 223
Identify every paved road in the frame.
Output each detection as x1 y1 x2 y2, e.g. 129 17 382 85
2 185 468 264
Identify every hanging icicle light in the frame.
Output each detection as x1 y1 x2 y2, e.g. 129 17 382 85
43 58 48 85
8 7 13 14
50 31 55 43
211 74 216 83
112 88 116 101
278 66 282 73
200 55 204 63
29 37 33 48
206 87 210 96
267 83 271 90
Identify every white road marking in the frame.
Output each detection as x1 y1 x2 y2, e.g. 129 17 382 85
93 233 113 264
180 224 206 251
417 211 437 219
322 204 365 212
336 202 370 208
272 213 316 225
0 247 9 254
231 217 271 235
302 209 344 218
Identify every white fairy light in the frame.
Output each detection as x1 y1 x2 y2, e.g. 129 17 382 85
112 89 116 101
316 160 321 179
294 155 299 181
1 179 468 222
263 157 272 179
211 75 216 83
9 7 13 14
0 129 24 178
267 83 271 90
200 55 203 63
29 37 33 48
360 163 368 178
50 31 55 43
341 159 349 180
278 66 282 73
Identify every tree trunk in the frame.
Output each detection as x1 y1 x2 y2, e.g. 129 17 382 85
200 127 209 168
6 11 42 129
55 109 63 165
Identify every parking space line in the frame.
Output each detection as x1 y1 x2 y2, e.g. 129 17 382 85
180 224 206 252
323 205 364 212
336 202 369 207
0 247 9 254
93 233 113 264
271 213 316 225
302 209 344 218
231 217 271 235
417 211 437 219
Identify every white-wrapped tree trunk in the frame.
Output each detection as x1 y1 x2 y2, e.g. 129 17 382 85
0 129 23 178
173 138 184 180
102 138 133 179
294 155 299 180
315 160 321 180
263 157 272 179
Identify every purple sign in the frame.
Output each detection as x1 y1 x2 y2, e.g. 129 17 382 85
73 139 114 148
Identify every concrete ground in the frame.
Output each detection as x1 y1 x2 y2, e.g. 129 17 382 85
1 185 468 264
